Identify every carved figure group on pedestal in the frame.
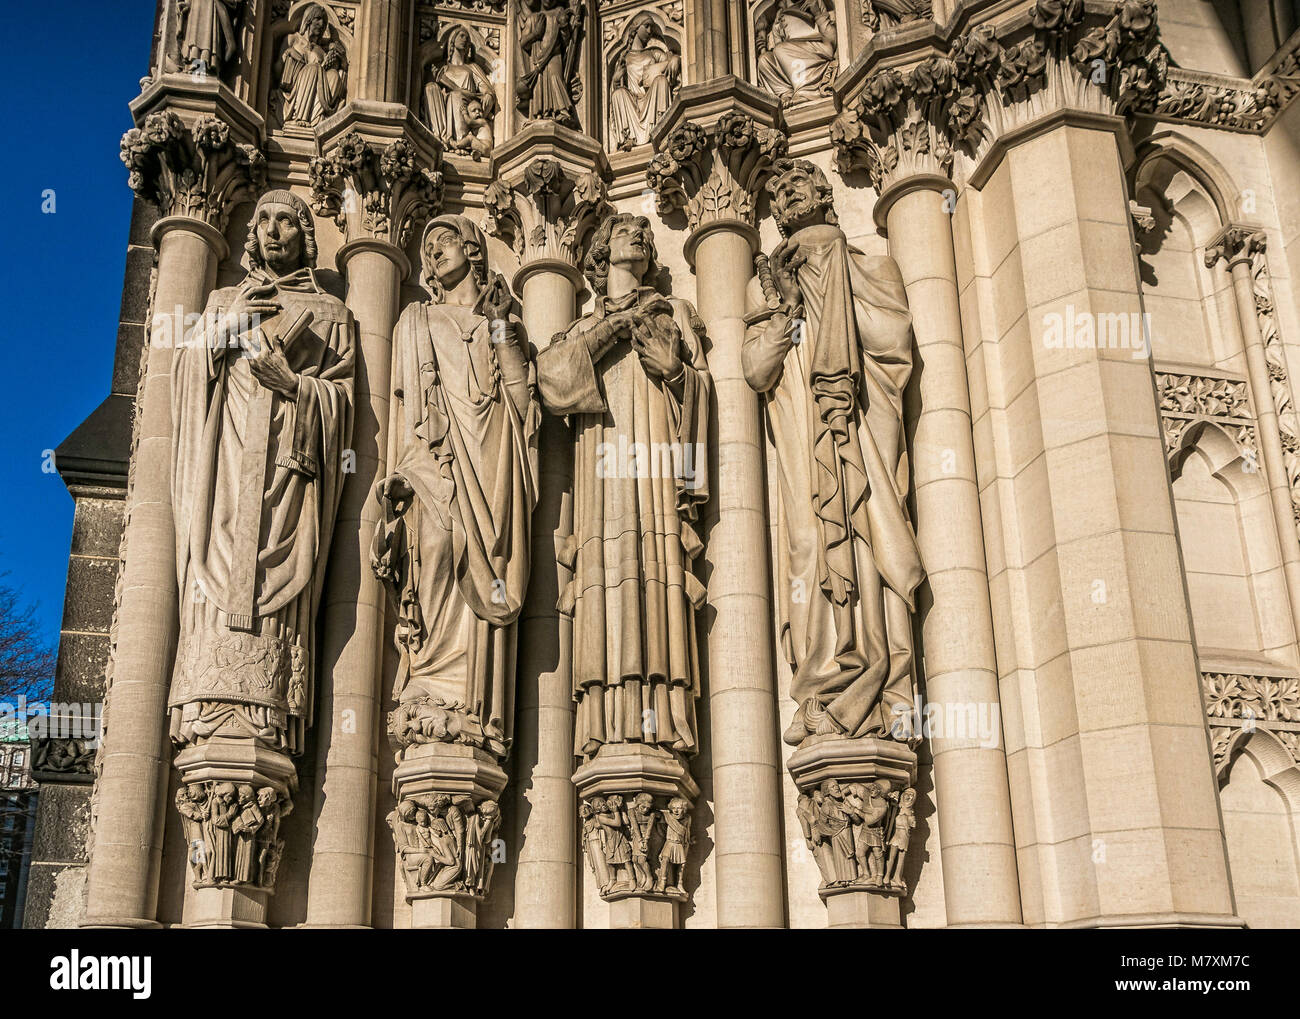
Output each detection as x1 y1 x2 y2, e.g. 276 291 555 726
608 12 681 150
425 26 497 160
580 793 691 899
387 796 502 897
536 213 710 761
175 781 291 890
796 779 914 893
275 3 348 128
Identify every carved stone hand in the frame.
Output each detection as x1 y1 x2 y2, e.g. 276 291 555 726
631 314 682 381
247 331 299 399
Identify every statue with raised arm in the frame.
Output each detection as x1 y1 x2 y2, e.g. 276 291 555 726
744 158 923 749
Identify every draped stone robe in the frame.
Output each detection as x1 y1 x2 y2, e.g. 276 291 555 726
537 288 710 757
382 297 539 758
169 267 355 754
743 225 924 742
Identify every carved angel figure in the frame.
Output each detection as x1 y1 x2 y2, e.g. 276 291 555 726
608 12 680 150
276 3 347 127
755 0 837 106
425 26 497 159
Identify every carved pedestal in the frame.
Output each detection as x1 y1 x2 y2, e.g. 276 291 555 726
572 745 699 929
389 737 508 930
787 736 918 930
172 736 297 929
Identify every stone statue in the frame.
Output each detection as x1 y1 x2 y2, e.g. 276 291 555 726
581 797 614 894
744 158 923 748
626 792 658 891
654 796 691 894
608 13 680 151
176 0 244 78
169 190 355 758
425 26 497 160
886 786 915 891
275 3 347 128
373 215 538 761
536 213 710 759
175 785 211 881
465 799 502 894
516 0 585 126
755 0 837 106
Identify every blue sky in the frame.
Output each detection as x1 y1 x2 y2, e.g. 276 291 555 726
0 1 158 643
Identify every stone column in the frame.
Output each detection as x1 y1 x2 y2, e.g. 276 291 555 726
356 0 408 102
1205 226 1300 646
833 72 1023 927
304 104 443 927
83 107 262 928
649 79 787 929
483 122 609 929
942 8 1238 926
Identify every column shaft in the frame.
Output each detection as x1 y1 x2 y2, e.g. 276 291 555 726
693 226 785 928
886 186 1022 928
511 268 578 928
83 221 219 926
305 245 401 927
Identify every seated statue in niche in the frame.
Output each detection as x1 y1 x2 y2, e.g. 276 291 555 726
743 159 923 749
372 216 538 761
608 13 681 151
535 213 710 760
425 26 498 160
276 3 347 128
169 190 355 758
516 0 586 126
175 0 243 78
755 0 837 107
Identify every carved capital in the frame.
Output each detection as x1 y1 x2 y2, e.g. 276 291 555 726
482 158 609 271
1205 224 1267 270
310 131 445 247
832 59 956 191
647 111 787 232
120 112 265 231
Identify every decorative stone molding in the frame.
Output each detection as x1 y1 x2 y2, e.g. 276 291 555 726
1154 370 1256 460
1204 224 1267 271
647 111 787 232
1203 672 1300 777
120 112 265 230
1250 245 1300 524
309 131 445 247
482 158 610 271
30 737 96 782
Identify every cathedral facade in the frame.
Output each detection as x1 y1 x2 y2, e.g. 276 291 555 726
24 0 1300 928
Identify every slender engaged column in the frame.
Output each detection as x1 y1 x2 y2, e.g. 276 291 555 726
85 109 261 927
1207 227 1300 648
483 123 609 928
650 81 786 928
878 179 1022 928
305 117 443 926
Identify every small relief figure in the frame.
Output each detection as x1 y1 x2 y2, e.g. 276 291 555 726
425 26 497 160
516 0 586 126
797 791 834 886
256 786 290 888
845 780 888 888
230 783 266 884
597 794 633 891
582 798 614 894
755 0 837 107
465 800 502 895
654 797 691 895
608 13 680 151
176 0 243 79
536 213 710 760
886 787 915 892
389 799 436 890
276 3 347 128
626 792 659 891
812 780 856 886
176 785 212 883
207 782 239 884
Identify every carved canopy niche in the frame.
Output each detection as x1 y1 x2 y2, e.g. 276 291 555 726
414 13 504 161
600 2 685 152
263 1 354 131
749 0 840 109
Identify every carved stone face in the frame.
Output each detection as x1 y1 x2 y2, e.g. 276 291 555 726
256 201 305 275
635 19 653 43
424 225 472 289
770 167 822 232
450 28 469 55
304 11 326 42
608 218 651 276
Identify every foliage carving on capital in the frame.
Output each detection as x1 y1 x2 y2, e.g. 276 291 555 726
482 159 609 269
120 112 265 231
309 132 445 247
646 112 788 231
1204 225 1267 270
